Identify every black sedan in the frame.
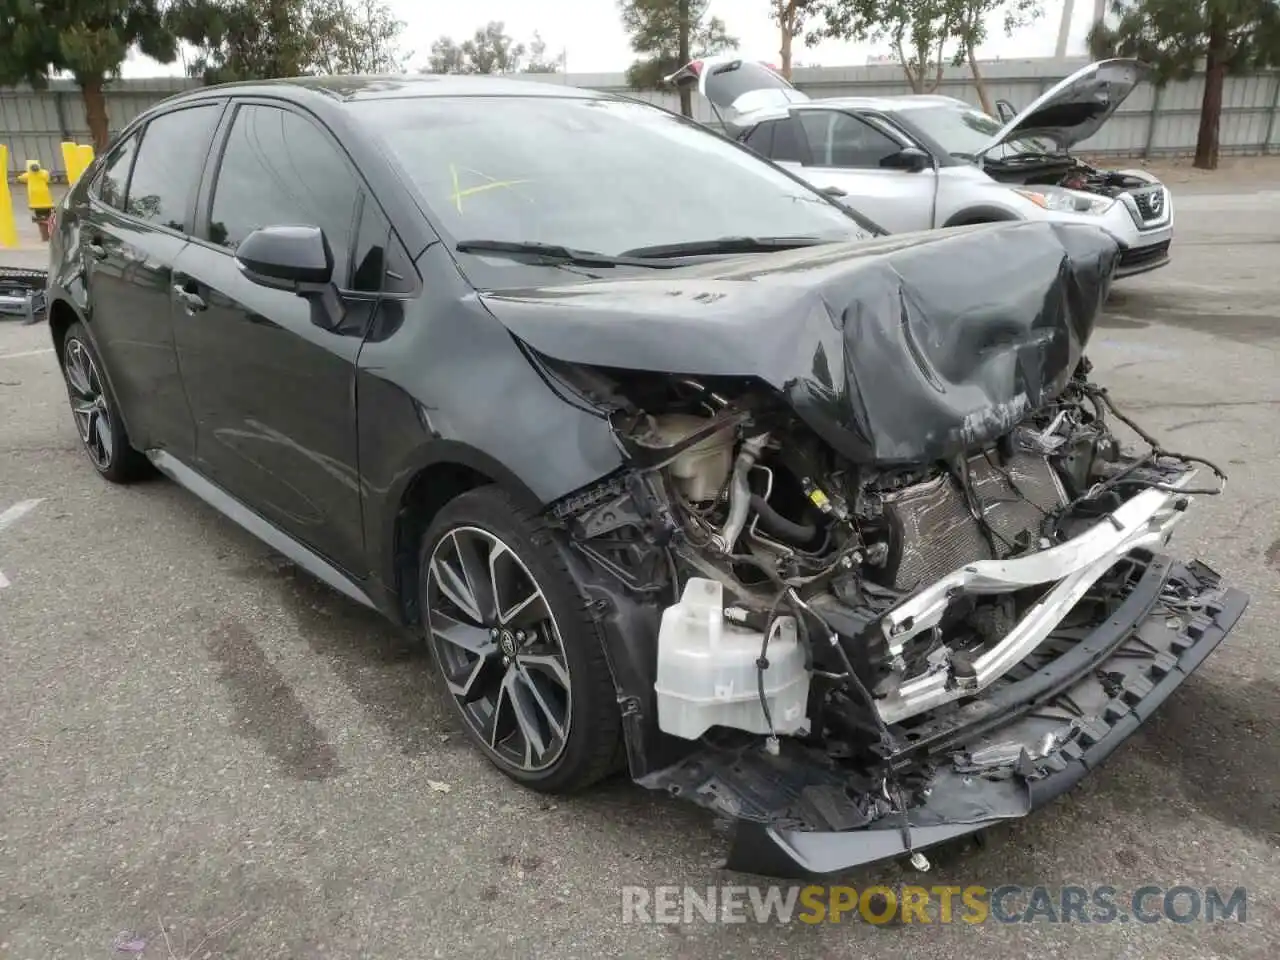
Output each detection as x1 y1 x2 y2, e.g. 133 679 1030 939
46 75 1246 878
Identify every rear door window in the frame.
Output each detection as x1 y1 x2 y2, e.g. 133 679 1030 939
740 122 775 156
125 105 222 232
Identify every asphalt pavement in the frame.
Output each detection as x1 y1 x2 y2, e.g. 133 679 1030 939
1 170 1278 958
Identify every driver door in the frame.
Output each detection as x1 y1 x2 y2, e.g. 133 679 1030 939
170 101 374 576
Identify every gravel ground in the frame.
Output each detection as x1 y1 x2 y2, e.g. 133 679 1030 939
1 164 1278 958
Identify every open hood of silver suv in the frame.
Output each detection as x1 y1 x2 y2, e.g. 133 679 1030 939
977 58 1151 156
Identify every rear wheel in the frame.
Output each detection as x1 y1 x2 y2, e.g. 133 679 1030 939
419 485 621 793
60 323 150 483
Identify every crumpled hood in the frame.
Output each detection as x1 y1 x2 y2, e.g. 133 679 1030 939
479 221 1119 465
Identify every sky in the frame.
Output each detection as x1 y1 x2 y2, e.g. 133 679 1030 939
121 0 1109 78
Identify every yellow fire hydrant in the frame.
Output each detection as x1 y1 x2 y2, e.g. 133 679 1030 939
17 160 55 241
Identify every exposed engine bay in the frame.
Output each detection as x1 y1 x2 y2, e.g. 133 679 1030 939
546 357 1234 867
986 153 1159 198
489 219 1245 876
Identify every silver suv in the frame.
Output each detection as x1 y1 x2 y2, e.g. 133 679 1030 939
668 57 1173 277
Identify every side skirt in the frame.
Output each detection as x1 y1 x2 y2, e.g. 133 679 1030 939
146 449 377 611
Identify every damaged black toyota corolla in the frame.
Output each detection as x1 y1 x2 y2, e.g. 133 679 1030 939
49 76 1248 878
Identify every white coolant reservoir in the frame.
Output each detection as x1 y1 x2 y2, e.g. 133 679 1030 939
655 578 811 740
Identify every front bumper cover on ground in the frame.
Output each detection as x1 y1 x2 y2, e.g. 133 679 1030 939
640 554 1247 879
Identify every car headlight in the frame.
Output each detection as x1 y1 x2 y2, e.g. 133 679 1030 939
1012 188 1115 216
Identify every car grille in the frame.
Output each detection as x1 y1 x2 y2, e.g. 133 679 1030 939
1128 185 1168 224
1119 239 1171 269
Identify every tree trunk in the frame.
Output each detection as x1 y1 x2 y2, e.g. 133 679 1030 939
1195 30 1226 170
778 1 794 80
678 0 692 117
895 40 922 94
80 77 111 153
968 45 992 115
925 42 945 94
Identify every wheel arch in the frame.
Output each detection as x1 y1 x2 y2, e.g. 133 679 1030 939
387 441 544 627
47 297 82 366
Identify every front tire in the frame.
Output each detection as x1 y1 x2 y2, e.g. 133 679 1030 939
419 485 621 793
60 323 150 483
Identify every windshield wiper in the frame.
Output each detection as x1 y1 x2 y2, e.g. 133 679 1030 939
454 239 677 269
618 235 831 259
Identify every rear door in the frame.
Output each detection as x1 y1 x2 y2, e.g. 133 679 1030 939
170 99 383 576
80 103 223 458
783 109 937 233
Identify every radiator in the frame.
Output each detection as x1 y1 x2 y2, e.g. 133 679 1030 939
879 452 1067 591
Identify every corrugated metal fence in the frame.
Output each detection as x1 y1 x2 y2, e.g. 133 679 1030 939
5 57 1280 179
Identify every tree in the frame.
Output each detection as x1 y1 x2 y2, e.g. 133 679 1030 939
952 0 1042 114
420 21 532 74
426 36 467 74
309 0 408 73
461 21 525 74
523 31 562 73
772 1 821 79
810 0 958 94
1089 0 1280 169
618 0 738 114
0 0 178 151
170 0 406 81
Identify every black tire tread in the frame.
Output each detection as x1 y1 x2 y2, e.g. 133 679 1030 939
61 322 152 483
420 484 622 794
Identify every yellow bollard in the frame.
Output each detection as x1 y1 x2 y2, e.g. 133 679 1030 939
61 141 95 185
75 143 94 180
61 141 79 183
0 145 18 248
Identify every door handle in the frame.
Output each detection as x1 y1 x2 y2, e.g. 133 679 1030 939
86 241 108 260
172 283 207 313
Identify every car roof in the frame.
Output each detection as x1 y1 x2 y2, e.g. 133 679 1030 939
742 94 970 124
797 95 967 113
160 73 614 107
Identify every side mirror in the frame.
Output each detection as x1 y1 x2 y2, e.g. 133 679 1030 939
879 146 933 173
236 225 344 329
995 99 1017 123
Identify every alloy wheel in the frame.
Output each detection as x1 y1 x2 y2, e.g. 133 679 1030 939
63 338 114 469
426 526 573 773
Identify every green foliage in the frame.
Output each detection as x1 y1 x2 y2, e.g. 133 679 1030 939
1087 0 1280 84
951 0 1042 61
618 0 738 90
421 21 550 74
808 0 958 92
524 32 562 73
0 0 177 87
169 0 406 82
808 0 1043 92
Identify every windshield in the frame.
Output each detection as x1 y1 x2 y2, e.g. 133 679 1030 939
906 103 1057 159
357 95 876 262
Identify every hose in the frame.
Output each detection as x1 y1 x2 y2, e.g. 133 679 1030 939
713 433 770 552
749 494 817 545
